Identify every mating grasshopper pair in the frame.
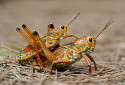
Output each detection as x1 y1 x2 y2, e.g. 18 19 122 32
16 13 80 68
16 13 114 75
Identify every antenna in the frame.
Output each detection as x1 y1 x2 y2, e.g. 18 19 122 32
67 12 80 26
96 18 114 38
1 45 20 53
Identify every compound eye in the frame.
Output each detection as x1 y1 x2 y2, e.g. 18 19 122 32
61 25 64 29
89 37 92 42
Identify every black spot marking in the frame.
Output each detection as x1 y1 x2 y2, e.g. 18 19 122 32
32 31 38 36
22 24 26 28
70 44 75 46
16 27 20 31
49 23 54 28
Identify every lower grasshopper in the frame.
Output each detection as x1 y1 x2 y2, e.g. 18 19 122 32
31 19 114 74
16 13 80 68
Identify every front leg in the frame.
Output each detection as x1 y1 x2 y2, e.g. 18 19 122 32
83 55 92 73
63 34 78 39
86 53 97 71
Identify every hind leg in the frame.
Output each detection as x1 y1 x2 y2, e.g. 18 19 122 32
32 32 44 68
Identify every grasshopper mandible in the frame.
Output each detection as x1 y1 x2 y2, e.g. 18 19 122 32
16 13 80 68
31 19 114 74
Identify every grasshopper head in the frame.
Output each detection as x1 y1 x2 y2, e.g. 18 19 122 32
58 25 67 39
58 13 80 39
85 18 114 53
85 36 96 52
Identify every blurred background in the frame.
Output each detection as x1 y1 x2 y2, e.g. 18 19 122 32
0 0 125 62
0 0 125 85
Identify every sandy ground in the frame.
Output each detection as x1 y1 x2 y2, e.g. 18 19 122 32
0 0 125 85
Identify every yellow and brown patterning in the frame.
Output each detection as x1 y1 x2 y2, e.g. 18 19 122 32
16 13 80 62
34 19 113 74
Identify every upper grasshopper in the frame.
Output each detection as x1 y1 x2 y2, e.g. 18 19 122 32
16 13 80 68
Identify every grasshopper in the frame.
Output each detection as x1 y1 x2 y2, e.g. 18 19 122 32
16 13 80 68
31 19 114 74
